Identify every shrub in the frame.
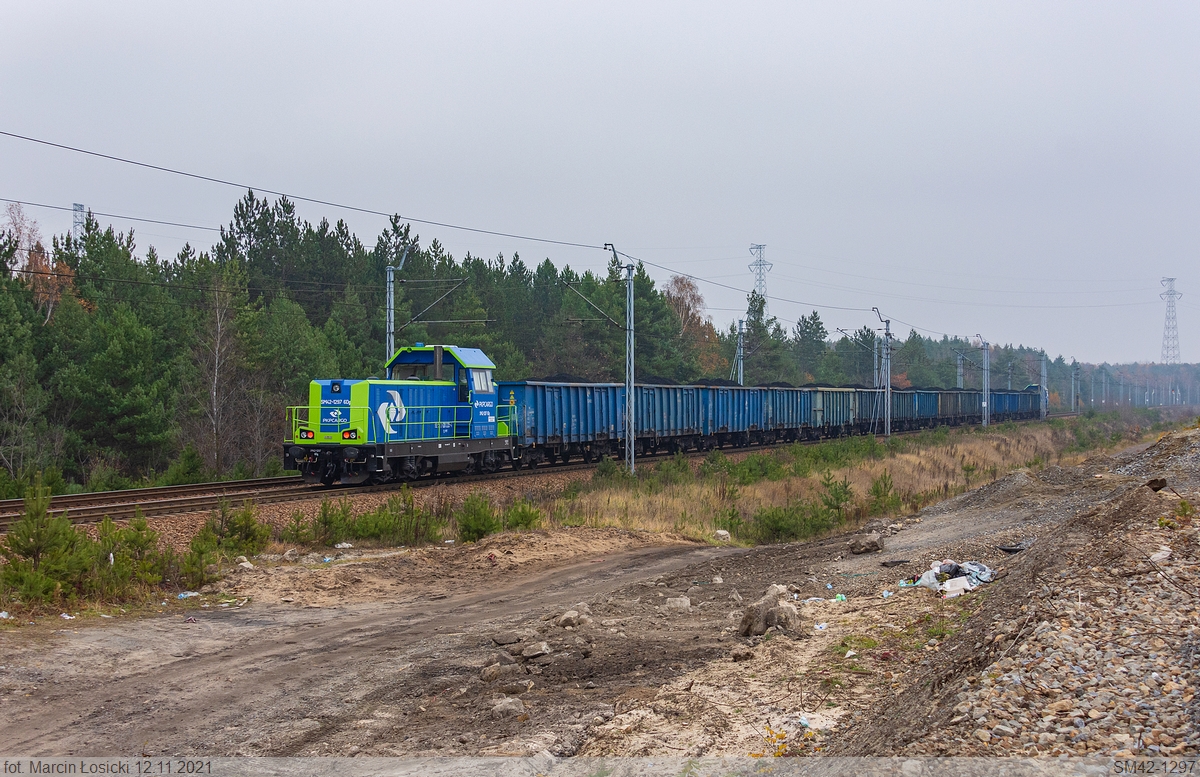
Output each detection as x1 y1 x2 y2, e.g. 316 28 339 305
157 444 208 486
351 490 444 545
204 500 272 558
750 501 838 544
457 492 500 542
503 499 542 531
646 454 694 489
279 510 314 544
819 471 853 520
593 457 632 484
314 498 354 545
698 449 730 478
1 475 179 604
868 471 902 515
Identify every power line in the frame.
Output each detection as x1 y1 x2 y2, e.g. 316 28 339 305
2 197 219 232
0 130 606 251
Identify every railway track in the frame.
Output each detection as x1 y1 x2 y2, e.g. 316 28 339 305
0 414 1069 530
0 476 308 529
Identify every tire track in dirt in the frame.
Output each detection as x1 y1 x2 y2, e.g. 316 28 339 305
0 543 741 756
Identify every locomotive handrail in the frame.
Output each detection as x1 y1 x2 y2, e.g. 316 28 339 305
286 404 514 444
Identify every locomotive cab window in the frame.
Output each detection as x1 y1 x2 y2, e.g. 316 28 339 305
471 369 494 393
458 370 470 402
396 365 430 380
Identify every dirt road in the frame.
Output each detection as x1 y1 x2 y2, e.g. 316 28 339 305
0 541 738 756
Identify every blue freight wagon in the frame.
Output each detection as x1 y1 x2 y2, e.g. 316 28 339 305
636 384 703 452
288 343 1051 485
497 380 624 466
812 388 856 434
698 385 767 443
765 387 814 440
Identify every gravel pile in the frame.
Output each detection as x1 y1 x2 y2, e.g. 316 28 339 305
909 510 1199 756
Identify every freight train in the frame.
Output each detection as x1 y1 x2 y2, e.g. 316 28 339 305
283 343 1044 486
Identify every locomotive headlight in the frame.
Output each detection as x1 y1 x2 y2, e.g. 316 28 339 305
341 430 358 440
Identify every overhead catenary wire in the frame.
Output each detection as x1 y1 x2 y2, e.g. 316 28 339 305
1 128 1171 348
0 130 606 251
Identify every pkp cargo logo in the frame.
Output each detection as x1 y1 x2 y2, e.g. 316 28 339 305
377 390 407 435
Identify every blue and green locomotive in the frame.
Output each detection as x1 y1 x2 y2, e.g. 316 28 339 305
284 344 1045 485
284 344 513 485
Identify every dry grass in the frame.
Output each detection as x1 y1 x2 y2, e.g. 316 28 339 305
539 417 1166 543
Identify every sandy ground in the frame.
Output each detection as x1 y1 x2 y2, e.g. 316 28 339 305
1 430 1196 758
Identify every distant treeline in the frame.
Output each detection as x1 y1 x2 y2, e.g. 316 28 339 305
1 193 1196 491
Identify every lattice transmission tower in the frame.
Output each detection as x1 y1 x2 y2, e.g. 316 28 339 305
748 244 771 311
1161 277 1181 364
72 203 86 244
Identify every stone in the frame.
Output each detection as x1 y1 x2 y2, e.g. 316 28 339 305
283 548 300 562
238 561 255 570
686 586 703 596
234 555 249 564
491 697 525 718
665 596 691 612
993 724 1017 738
492 631 521 646
714 530 731 542
557 610 581 628
521 641 553 659
731 646 755 662
738 587 802 636
480 664 503 682
848 533 884 554
712 576 724 584
728 589 743 604
974 728 992 743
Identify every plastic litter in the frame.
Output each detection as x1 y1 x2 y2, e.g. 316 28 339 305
881 590 894 599
99 614 113 618
912 569 943 592
334 542 354 549
814 622 828 630
804 597 826 603
177 591 200 599
799 716 811 728
1149 546 1172 563
322 557 334 563
845 649 857 658
961 561 995 587
184 616 198 624
941 577 972 598
834 594 847 602
0 611 9 619
60 613 75 620
825 583 833 590
445 540 455 544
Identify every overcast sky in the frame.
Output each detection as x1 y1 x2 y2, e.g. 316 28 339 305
2 2 1197 364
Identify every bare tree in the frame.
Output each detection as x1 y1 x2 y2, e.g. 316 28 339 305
193 277 241 473
664 275 708 340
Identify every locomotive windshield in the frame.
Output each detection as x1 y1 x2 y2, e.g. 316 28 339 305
394 365 432 380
